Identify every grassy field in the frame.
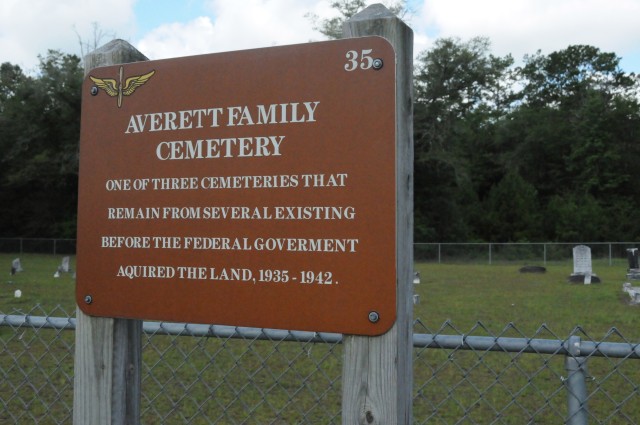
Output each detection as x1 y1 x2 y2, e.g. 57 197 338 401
3 254 638 338
413 260 640 340
0 253 77 315
2 253 640 423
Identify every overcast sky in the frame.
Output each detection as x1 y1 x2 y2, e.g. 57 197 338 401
2 0 640 74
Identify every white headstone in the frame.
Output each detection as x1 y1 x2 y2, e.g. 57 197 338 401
623 282 640 304
59 256 70 273
573 245 592 275
14 289 22 298
11 258 23 274
570 245 598 284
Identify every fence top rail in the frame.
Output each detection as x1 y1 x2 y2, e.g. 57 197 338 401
412 333 640 359
2 313 640 359
144 320 343 343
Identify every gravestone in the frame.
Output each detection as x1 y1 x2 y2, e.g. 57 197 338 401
58 256 71 273
627 248 639 268
623 282 640 304
11 258 23 275
519 265 546 273
55 256 71 278
568 245 600 284
626 248 640 280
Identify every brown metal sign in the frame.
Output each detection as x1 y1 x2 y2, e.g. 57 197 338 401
76 36 396 335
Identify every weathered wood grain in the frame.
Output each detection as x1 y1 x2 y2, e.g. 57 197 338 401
74 39 146 425
342 4 414 424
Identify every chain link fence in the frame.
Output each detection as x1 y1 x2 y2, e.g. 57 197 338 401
415 242 640 266
2 306 639 424
413 320 640 424
5 238 640 266
0 238 76 256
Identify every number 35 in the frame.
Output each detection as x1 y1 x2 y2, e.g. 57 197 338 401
344 49 374 71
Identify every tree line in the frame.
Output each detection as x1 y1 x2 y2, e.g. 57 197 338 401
1 7 639 242
413 39 640 242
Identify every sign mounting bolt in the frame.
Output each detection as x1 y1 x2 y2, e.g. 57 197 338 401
372 58 383 70
368 311 380 323
90 86 99 96
84 295 93 304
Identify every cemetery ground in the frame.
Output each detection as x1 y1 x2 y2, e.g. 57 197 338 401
2 253 640 422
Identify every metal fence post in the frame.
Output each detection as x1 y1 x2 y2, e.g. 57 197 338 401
565 335 589 425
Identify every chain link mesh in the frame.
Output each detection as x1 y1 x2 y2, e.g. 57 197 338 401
141 325 342 424
0 306 75 425
413 320 640 424
2 306 640 423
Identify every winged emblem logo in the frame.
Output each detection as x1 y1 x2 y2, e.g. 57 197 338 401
89 66 155 108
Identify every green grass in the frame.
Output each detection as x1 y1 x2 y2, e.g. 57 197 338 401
413 261 640 340
2 254 640 423
0 253 77 314
3 254 637 338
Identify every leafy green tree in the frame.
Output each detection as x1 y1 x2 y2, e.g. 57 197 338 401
545 194 606 241
414 159 472 242
479 171 541 241
497 45 640 240
519 45 637 108
0 51 83 237
515 45 639 196
414 41 640 242
0 63 28 106
413 37 513 241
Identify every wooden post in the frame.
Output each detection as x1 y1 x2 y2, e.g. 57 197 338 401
342 5 414 425
73 40 147 425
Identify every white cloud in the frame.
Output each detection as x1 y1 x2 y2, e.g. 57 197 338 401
411 0 640 62
0 0 136 71
137 0 330 61
3 0 640 74
136 17 216 60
